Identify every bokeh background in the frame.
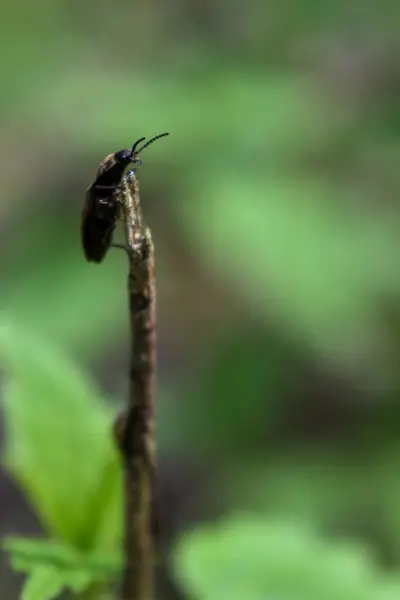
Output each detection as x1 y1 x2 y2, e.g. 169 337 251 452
1 1 400 598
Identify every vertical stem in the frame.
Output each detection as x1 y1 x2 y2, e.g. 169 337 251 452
115 170 157 600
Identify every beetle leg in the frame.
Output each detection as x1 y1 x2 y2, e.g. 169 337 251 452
111 243 131 258
111 232 148 260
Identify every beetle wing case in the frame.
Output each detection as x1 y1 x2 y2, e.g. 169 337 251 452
96 153 117 178
81 155 126 263
81 186 117 263
81 208 116 263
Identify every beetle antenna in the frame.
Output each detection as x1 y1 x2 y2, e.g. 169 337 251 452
136 132 169 154
130 137 146 158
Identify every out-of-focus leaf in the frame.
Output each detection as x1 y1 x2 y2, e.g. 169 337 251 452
158 327 295 455
4 537 83 572
21 566 65 600
173 513 398 600
26 70 326 163
218 445 400 567
4 536 117 600
0 217 127 359
175 170 400 388
19 564 102 600
218 452 371 535
0 320 122 551
0 0 69 116
4 536 122 578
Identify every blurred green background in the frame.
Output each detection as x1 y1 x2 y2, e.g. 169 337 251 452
1 0 400 598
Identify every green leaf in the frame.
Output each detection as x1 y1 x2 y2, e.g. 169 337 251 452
20 565 97 600
4 536 119 598
4 536 122 581
4 537 81 572
21 566 65 600
173 514 398 600
62 570 93 594
0 320 122 551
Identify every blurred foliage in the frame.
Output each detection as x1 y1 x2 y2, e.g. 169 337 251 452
173 513 400 600
5 537 119 600
0 321 122 599
1 0 400 599
158 326 296 456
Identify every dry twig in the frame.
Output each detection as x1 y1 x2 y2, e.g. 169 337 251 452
115 169 157 600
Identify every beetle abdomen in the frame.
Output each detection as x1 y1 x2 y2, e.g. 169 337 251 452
81 215 115 263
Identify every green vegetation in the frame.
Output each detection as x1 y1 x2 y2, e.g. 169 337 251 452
1 1 400 598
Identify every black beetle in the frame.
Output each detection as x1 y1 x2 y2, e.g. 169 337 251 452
81 133 169 263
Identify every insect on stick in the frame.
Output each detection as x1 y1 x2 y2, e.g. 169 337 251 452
84 133 168 600
81 133 169 263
